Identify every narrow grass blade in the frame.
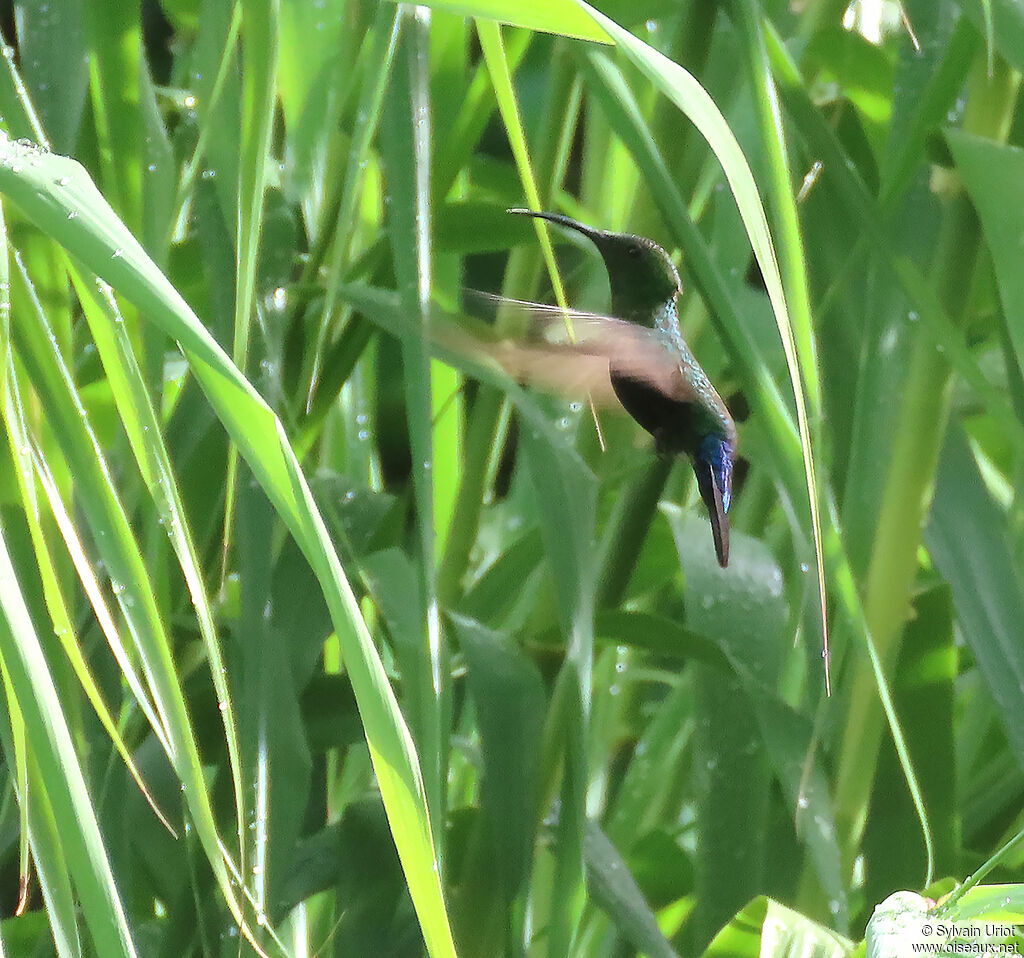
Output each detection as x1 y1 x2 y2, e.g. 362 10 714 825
67 266 242 849
20 432 167 751
0 680 81 958
167 3 241 249
941 883 1024 922
453 614 546 953
728 1 821 420
26 443 176 834
221 0 280 628
14 0 88 153
927 426 1024 765
0 212 81 957
0 528 137 958
584 821 681 958
381 3 447 843
306 5 400 412
233 0 278 374
83 0 143 233
477 18 605 449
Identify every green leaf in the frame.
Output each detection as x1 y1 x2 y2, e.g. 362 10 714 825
948 129 1024 391
705 896 852 958
14 0 89 154
927 426 1024 765
387 0 612 43
452 614 546 954
584 821 681 958
943 884 1024 923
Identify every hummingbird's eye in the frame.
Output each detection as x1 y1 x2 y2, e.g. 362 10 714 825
626 245 641 258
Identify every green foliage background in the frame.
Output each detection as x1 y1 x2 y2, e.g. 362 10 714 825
0 0 1021 955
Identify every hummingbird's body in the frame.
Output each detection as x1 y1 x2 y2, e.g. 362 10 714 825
509 209 736 567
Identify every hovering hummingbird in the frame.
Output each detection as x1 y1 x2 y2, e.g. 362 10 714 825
498 209 737 567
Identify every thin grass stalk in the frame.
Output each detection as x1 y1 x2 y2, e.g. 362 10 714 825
438 39 580 603
594 457 674 609
305 5 402 412
220 0 279 611
84 0 143 236
727 0 822 421
392 0 447 856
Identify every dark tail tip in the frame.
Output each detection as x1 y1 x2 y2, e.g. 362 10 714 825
694 459 730 568
709 500 730 568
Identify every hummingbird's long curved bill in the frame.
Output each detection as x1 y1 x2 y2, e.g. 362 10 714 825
507 207 605 242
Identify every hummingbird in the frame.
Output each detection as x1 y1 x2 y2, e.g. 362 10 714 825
502 209 737 567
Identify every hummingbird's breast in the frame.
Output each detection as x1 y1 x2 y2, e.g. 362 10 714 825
608 373 698 456
608 298 735 453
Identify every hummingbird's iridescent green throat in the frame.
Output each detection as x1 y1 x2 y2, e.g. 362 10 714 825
509 209 737 567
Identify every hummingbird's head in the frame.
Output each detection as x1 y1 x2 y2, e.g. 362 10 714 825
508 209 681 324
587 232 681 322
693 432 733 568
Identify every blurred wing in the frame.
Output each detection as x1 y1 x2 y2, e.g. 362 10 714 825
433 322 618 405
460 291 692 402
484 341 620 405
465 290 621 331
